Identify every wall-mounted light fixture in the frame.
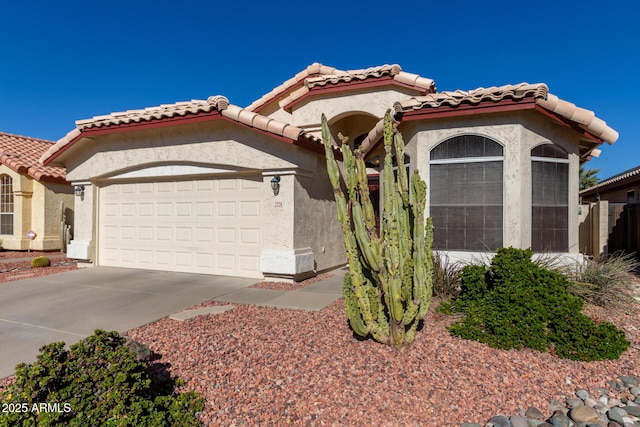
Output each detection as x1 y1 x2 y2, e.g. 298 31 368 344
74 185 85 200
270 176 281 196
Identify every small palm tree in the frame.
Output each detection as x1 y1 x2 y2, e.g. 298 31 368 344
580 166 600 190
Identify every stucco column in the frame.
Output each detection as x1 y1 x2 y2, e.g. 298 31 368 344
11 190 32 250
259 171 314 281
66 182 94 260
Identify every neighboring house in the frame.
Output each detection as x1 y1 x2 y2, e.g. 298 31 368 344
580 166 640 204
40 63 617 279
0 132 73 251
580 166 640 257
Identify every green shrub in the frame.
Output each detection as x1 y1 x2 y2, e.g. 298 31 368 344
566 251 639 308
446 247 629 361
30 256 51 268
0 329 204 427
431 252 463 297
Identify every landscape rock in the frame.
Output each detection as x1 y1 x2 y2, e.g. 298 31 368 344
525 407 546 420
486 415 511 427
569 405 599 423
510 413 529 427
620 376 639 387
123 336 153 362
567 398 585 408
607 407 627 424
576 389 590 400
623 405 640 417
550 410 571 427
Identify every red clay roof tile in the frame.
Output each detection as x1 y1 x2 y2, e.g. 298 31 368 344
393 83 618 144
0 132 67 183
41 96 321 165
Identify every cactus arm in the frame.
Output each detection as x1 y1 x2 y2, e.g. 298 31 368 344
322 115 390 344
321 110 434 349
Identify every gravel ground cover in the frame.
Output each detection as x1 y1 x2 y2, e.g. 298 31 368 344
125 294 639 426
0 260 637 426
0 251 77 283
249 273 334 291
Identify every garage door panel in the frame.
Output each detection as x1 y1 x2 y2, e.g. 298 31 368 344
240 230 260 246
99 176 263 278
240 201 260 216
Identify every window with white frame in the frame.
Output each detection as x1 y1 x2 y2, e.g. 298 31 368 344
0 175 14 235
429 135 504 251
531 144 569 252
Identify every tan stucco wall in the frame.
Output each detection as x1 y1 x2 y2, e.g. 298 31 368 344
265 87 421 138
0 165 73 251
31 182 74 251
398 110 582 254
65 121 316 182
293 156 346 272
63 119 346 277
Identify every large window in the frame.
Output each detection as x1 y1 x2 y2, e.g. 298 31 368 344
531 144 568 251
0 175 14 235
430 135 504 251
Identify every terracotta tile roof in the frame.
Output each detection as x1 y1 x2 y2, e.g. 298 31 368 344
246 63 342 112
580 165 640 196
246 63 436 112
393 83 619 144
0 132 67 183
41 96 321 165
277 64 436 111
76 96 230 129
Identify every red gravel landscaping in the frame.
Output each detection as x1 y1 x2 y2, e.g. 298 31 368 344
126 296 639 426
0 251 77 284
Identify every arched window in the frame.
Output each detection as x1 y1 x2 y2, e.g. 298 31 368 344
0 175 14 235
531 144 568 251
429 135 504 251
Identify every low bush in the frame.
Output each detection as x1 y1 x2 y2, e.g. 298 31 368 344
30 256 51 268
0 329 204 427
566 251 639 308
446 247 629 361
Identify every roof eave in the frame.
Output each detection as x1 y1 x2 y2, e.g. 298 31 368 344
43 109 327 166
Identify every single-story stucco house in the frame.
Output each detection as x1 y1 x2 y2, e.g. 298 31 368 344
0 132 73 251
579 165 640 258
40 63 617 279
580 166 640 204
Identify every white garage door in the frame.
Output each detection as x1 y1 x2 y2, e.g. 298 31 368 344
98 176 263 278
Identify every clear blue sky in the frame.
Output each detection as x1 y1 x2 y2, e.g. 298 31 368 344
1 1 637 180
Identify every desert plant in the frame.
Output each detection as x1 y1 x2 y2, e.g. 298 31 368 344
431 251 462 297
446 247 629 361
566 251 639 308
30 256 51 268
322 110 433 349
0 329 204 427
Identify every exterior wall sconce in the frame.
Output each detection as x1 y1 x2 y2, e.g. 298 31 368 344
270 176 281 196
74 185 85 199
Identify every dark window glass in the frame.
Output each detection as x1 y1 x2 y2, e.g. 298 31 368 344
430 134 503 160
0 175 14 235
531 144 569 159
430 136 503 251
531 145 569 251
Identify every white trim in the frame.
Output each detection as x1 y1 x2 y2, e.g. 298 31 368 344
429 156 504 165
531 156 569 164
107 165 239 180
260 248 315 276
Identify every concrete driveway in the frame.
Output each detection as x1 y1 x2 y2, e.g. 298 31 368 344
0 267 256 379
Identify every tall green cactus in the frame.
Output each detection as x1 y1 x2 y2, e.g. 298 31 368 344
322 110 434 349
